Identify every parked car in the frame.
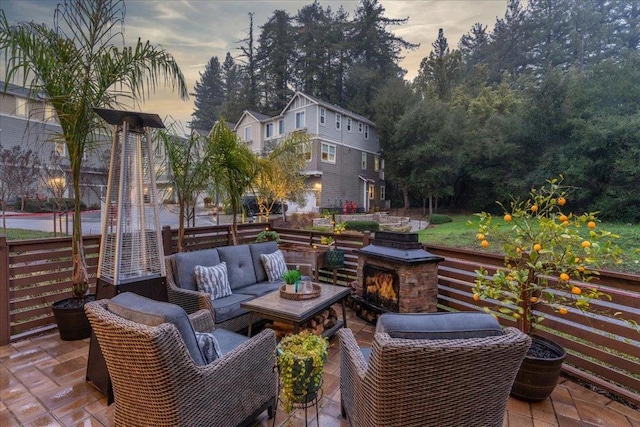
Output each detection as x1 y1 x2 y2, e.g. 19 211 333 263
241 196 287 216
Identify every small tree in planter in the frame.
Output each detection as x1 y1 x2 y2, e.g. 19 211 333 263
471 176 627 401
321 212 346 268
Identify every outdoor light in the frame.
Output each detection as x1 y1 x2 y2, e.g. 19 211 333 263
88 108 167 400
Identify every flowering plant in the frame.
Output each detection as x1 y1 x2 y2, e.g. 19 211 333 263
472 177 624 334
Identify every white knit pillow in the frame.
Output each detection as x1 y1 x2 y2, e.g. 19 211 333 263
260 250 287 283
194 262 232 299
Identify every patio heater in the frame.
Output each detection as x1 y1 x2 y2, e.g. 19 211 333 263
93 108 167 302
88 108 167 401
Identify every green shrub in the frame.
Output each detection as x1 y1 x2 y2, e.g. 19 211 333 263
428 214 453 224
14 197 85 213
344 220 379 232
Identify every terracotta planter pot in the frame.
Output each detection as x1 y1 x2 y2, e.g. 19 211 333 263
511 335 566 402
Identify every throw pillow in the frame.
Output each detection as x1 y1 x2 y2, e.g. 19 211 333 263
194 262 232 299
260 250 287 283
195 332 222 364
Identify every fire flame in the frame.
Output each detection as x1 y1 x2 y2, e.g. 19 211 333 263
365 271 398 301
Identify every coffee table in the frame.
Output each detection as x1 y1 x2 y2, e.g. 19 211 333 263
241 283 351 338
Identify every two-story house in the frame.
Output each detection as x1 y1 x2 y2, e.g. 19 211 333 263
0 81 110 207
235 92 386 213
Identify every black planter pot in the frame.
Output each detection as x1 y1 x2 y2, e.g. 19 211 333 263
511 335 566 402
326 249 345 269
51 295 96 341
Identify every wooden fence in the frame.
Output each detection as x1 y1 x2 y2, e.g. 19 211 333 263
1 225 638 405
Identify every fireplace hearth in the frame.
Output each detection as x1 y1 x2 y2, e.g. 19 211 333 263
352 231 443 321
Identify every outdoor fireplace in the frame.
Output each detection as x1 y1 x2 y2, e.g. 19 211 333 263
353 231 443 318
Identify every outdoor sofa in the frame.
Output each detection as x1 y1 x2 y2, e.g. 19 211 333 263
165 241 307 332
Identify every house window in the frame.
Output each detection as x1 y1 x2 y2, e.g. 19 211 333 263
295 111 306 129
320 108 326 125
358 122 363 133
364 124 369 139
303 143 312 161
368 184 375 200
321 143 336 163
346 118 352 132
361 153 367 170
244 126 252 142
266 123 274 139
278 119 284 135
15 98 27 117
44 104 55 122
335 113 341 130
380 185 386 200
374 156 380 172
380 159 385 180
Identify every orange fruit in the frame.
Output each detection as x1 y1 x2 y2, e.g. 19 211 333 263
473 293 480 301
558 307 568 315
581 240 591 248
574 257 581 263
588 221 596 229
559 273 570 282
559 214 568 222
562 220 569 226
476 233 485 241
557 197 566 206
578 266 585 273
481 240 489 248
504 214 512 222
531 205 538 213
571 286 582 295
529 297 538 303
516 247 522 254
533 243 542 252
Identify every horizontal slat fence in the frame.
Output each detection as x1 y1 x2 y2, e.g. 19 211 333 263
1 229 638 405
426 244 640 406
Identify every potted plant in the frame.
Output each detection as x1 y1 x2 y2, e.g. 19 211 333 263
322 213 346 269
255 229 281 243
472 176 624 401
277 331 329 415
282 269 302 293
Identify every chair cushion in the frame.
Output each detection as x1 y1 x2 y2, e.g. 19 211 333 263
195 262 232 300
250 241 279 282
217 245 257 289
195 332 222 363
172 249 221 291
236 280 283 297
211 293 253 323
108 292 206 365
211 328 250 354
375 312 503 340
260 250 288 283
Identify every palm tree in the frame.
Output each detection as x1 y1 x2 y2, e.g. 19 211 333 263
208 119 258 245
0 0 188 299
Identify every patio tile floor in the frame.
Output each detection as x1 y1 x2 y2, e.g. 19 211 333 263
1 306 638 426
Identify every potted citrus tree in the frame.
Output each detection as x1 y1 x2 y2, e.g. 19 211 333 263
472 176 624 401
322 212 346 269
277 331 328 417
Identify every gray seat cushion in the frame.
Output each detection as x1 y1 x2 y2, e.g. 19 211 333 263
249 241 279 282
236 280 283 297
211 293 253 323
375 312 503 340
212 328 250 355
172 249 221 291
217 245 257 290
107 292 206 365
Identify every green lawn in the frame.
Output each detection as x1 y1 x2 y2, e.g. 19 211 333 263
2 228 59 240
419 214 640 274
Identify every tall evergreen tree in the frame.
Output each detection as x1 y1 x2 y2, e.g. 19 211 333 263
238 12 259 108
191 56 224 131
220 52 245 123
458 22 489 71
256 10 295 114
416 28 462 100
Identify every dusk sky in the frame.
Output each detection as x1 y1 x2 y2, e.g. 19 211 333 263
2 0 509 131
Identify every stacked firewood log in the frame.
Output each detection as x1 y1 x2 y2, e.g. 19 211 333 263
268 307 338 339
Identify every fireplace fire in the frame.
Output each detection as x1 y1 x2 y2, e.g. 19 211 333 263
352 231 443 321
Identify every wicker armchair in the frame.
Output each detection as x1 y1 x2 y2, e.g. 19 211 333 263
338 312 531 427
85 297 277 427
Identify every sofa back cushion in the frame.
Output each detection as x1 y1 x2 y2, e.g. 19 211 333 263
217 245 257 289
107 292 206 365
249 241 279 282
375 312 503 340
171 249 221 291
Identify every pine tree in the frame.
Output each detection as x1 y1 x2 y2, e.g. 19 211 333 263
416 29 462 101
191 56 224 131
220 52 245 123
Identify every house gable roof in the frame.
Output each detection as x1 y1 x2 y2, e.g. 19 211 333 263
281 91 375 127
